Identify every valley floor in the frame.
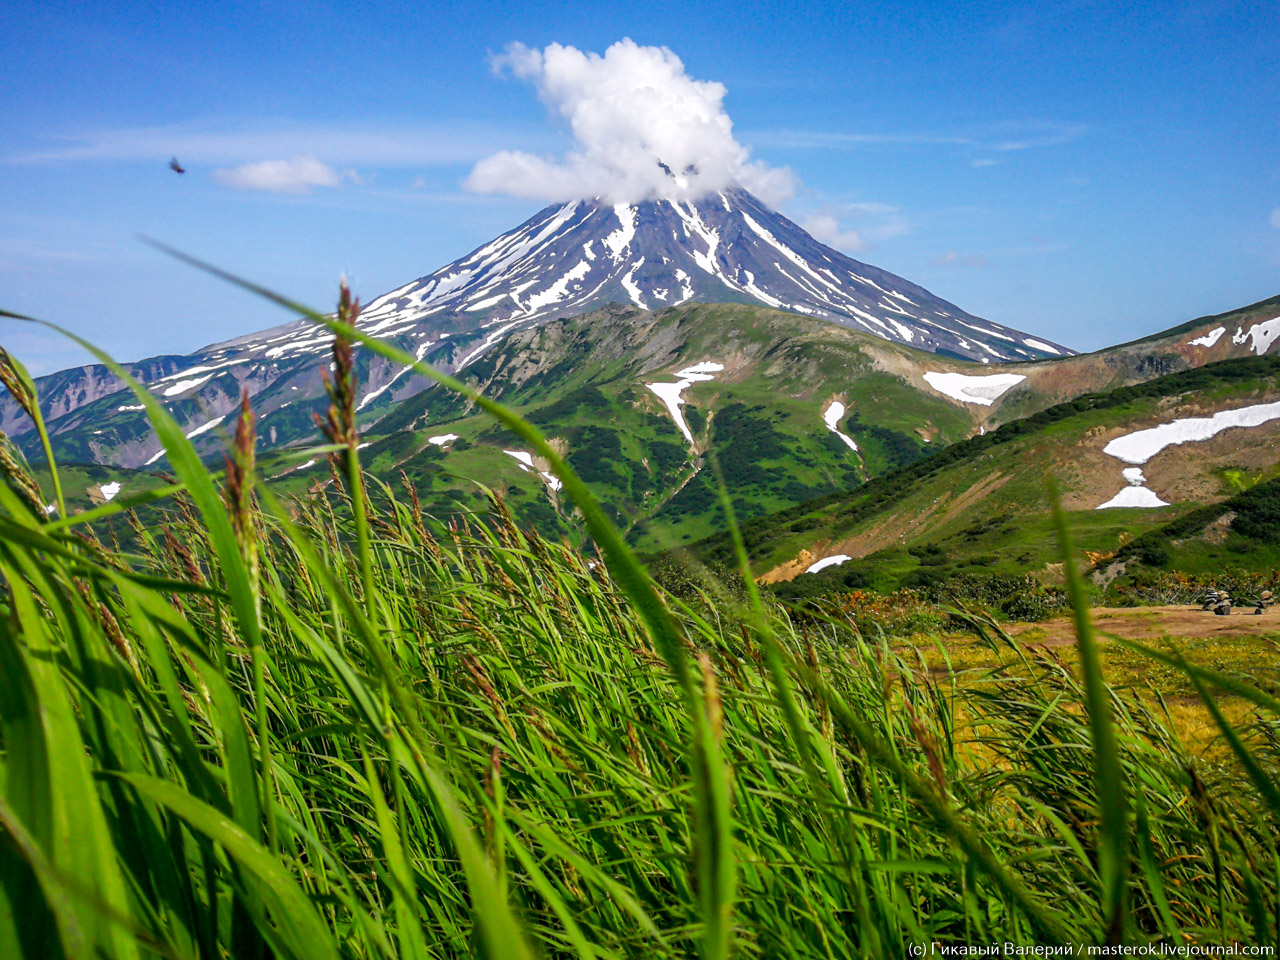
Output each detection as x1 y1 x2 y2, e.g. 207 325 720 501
902 607 1279 760
1013 604 1280 647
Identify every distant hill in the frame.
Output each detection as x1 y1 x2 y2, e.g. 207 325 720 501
678 353 1280 596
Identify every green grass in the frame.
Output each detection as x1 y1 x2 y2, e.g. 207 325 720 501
3 284 1280 957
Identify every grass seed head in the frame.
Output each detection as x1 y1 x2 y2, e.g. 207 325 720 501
315 280 362 474
0 431 47 516
0 346 38 424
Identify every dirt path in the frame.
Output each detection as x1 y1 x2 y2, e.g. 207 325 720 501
1014 605 1280 647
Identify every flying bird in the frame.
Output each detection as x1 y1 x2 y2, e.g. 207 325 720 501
169 157 185 175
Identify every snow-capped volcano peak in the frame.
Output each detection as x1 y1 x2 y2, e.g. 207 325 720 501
349 187 1071 364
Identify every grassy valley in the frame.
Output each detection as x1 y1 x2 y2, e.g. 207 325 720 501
4 312 1280 955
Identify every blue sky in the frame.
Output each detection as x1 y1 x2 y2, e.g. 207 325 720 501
2 0 1277 373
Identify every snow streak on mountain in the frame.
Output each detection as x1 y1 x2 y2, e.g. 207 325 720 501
350 187 1071 366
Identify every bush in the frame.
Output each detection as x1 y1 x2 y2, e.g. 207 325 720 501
1001 591 1062 622
1136 540 1171 568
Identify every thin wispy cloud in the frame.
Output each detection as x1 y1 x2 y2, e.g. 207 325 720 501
1270 207 1280 229
793 200 911 254
933 250 989 268
752 120 1086 155
0 237 97 274
800 214 868 253
8 119 547 168
465 38 796 205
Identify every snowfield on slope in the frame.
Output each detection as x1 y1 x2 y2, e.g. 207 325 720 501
645 362 724 445
1097 465 1170 509
1102 400 1280 464
922 371 1026 406
1096 400 1280 509
1097 486 1170 509
1232 317 1280 356
805 555 852 574
504 450 534 470
503 450 562 494
822 401 859 452
1187 327 1226 348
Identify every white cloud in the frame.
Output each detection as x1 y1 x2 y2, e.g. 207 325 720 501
1270 207 1280 229
212 155 345 194
465 39 795 206
800 214 868 253
792 201 909 252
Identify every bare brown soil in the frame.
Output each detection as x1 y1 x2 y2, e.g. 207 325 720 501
1014 604 1280 648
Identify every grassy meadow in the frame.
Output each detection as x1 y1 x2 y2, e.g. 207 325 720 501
2 284 1280 958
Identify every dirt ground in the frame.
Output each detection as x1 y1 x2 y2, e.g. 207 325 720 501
1014 604 1280 647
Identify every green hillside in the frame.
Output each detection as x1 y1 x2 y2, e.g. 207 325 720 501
678 355 1280 597
264 303 985 551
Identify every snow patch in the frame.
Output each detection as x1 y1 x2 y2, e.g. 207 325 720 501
118 404 145 412
822 401 859 452
1097 486 1170 510
1096 464 1169 509
100 481 122 501
1187 326 1226 349
525 259 592 313
155 360 247 383
603 204 637 261
503 450 561 495
1102 400 1280 464
887 319 916 343
466 293 508 312
620 258 646 308
805 555 852 574
922 371 1025 406
1023 338 1061 355
1231 317 1280 356
645 362 724 445
162 374 214 397
428 433 459 446
185 415 225 439
673 268 694 304
358 341 433 410
1096 399 1280 509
